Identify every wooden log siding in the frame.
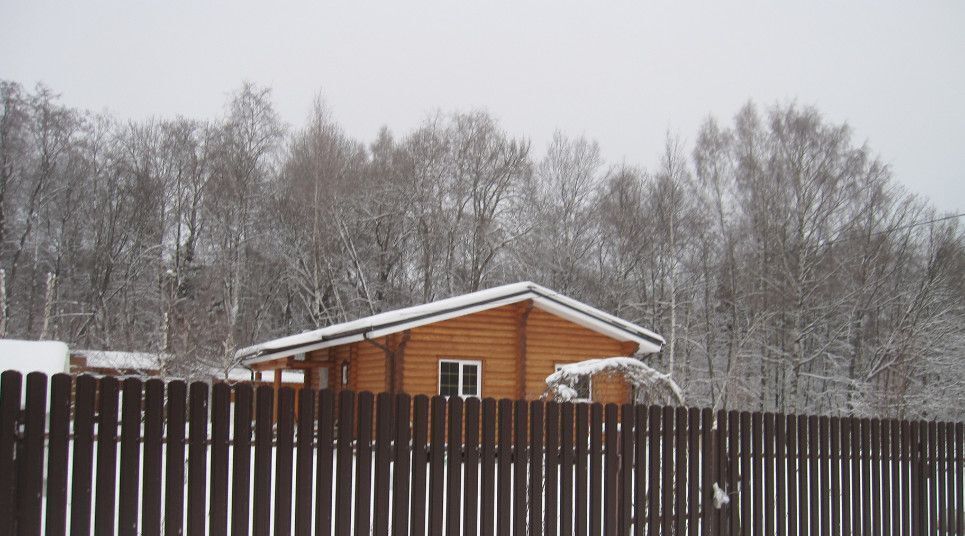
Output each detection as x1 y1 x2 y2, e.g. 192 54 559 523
4 370 960 536
262 303 640 405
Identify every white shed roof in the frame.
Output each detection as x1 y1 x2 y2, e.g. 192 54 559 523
239 281 664 365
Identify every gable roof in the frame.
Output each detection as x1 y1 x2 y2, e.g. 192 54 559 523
238 281 664 365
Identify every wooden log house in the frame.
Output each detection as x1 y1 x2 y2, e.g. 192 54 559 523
238 282 664 404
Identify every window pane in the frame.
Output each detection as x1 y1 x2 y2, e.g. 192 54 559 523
440 361 460 396
574 375 591 400
462 364 478 396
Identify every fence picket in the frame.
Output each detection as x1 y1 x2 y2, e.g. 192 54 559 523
786 414 798 536
334 390 355 536
446 396 463 536
188 382 209 536
409 395 428 536
373 392 393 536
315 389 335 536
647 405 662 536
18 372 47 536
142 379 164 536
164 381 186 536
808 416 819 536
603 404 618 536
94 377 119 536
590 403 603 536
751 412 763 536
118 378 142 536
496 399 513 536
514 400 530 536
829 417 841 536
355 392 374 536
392 394 412 536
675 407 688 536
763 413 775 536
544 401 559 536
479 398 496 536
621 404 636 536
464 397 480 536
210 383 230 536
273 387 294 536
252 385 274 536
294 388 315 536
427 395 445 535
70 375 96 536
575 403 589 536
232 384 253 536
45 374 72 536
633 406 647 536
560 402 575 536
529 400 544 536
0 371 21 536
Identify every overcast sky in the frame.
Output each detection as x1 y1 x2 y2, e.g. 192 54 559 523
2 1 963 212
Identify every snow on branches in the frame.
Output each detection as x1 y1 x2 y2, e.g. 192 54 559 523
544 356 685 406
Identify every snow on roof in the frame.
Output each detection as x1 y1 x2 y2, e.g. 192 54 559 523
76 349 164 371
0 338 70 377
239 281 664 365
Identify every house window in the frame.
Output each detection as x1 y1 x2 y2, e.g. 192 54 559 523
439 359 481 398
555 364 592 402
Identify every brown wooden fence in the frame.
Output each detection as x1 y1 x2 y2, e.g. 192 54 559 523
0 370 962 535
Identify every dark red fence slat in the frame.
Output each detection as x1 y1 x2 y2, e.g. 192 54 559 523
621 404 636 536
514 400 530 536
751 412 763 536
880 419 892 536
355 392 374 536
496 399 513 536
479 398 497 536
530 400 544 536
142 379 164 536
188 382 209 536
445 396 463 536
819 416 831 536
773 412 785 536
700 408 715 536
955 423 963 535
392 393 412 536
464 397 480 536
409 395 428 536
718 410 731 536
315 389 335 536
165 380 187 536
334 390 356 536
427 395 445 536
937 422 948 536
807 415 819 536
739 411 751 536
633 406 647 536
590 403 603 536
763 413 775 536
829 417 842 536
45 373 72 536
560 402 575 536
646 406 661 536
575 403 590 536
0 371 21 536
209 383 230 536
726 410 740 536
373 392 393 536
94 377 119 536
796 414 809 536
860 419 872 536
675 407 689 536
252 385 274 536
927 420 938 535
544 401 560 536
603 404 618 536
118 378 142 536
870 418 882 536
70 375 96 536
231 384 253 536
293 388 315 536
273 387 294 536
17 372 47 536
841 417 854 536
686 408 699 536
785 414 798 536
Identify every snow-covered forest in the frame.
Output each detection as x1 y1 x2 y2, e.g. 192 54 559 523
1 80 961 421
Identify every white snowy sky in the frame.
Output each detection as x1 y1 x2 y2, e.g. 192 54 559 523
2 1 963 212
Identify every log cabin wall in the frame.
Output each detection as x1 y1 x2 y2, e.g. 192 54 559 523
296 302 639 404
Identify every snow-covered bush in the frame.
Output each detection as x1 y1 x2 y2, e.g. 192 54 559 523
544 356 684 406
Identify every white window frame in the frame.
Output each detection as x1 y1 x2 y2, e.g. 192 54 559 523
438 359 482 398
555 363 593 402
